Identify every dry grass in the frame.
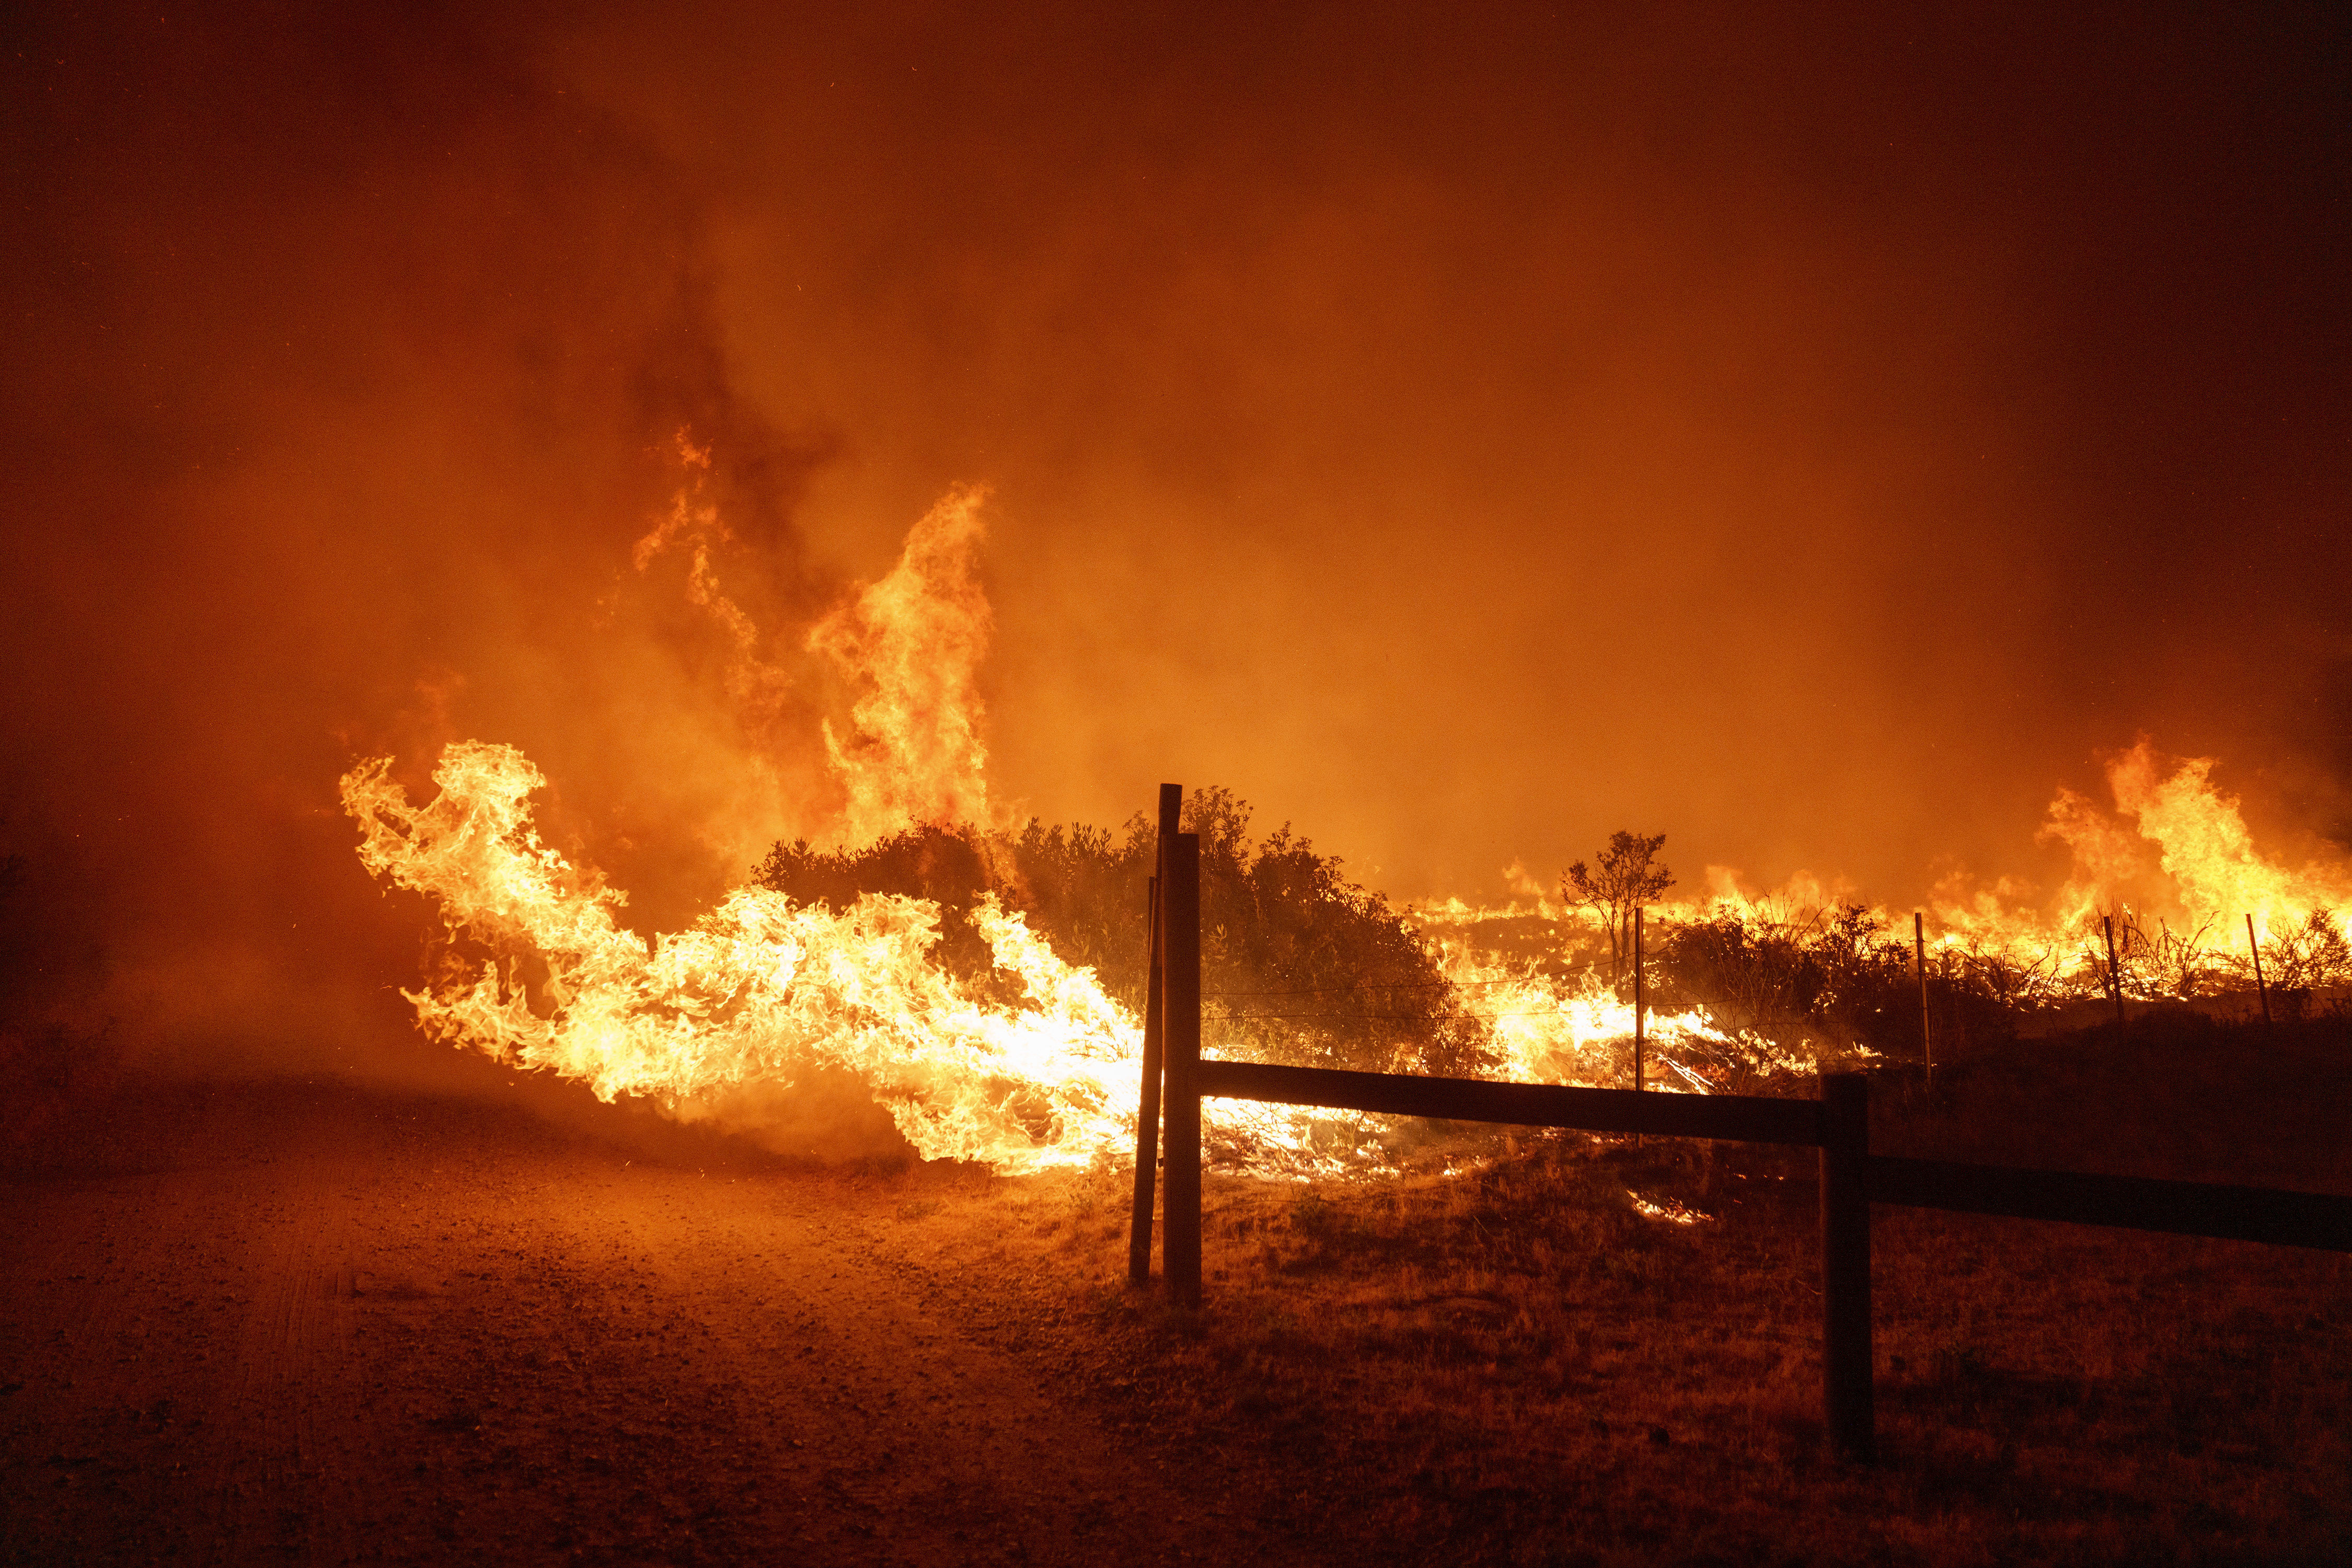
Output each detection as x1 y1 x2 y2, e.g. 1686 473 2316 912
874 1014 2352 1565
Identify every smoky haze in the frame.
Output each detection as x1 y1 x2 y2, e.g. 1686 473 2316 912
4 3 2347 1083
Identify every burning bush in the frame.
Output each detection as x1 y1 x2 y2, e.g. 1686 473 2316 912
753 786 1493 1078
2243 907 2352 1018
2083 906 2352 1017
1649 902 2014 1065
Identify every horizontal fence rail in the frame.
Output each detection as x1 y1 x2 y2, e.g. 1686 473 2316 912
1866 1155 2352 1253
1193 1059 1824 1146
1127 781 2352 1466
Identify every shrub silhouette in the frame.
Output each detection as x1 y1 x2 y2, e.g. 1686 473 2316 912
754 787 1493 1077
1651 901 2014 1064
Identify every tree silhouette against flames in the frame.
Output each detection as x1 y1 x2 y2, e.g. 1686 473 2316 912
1562 831 1674 985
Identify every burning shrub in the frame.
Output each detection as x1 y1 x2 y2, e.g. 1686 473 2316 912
2107 913 2235 1001
751 825 1006 977
1184 789 1494 1078
2246 908 2352 1018
2089 907 2351 1014
1651 902 2013 1064
2257 908 2352 993
753 787 1493 1078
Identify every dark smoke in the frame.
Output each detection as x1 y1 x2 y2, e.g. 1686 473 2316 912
1 5 832 1085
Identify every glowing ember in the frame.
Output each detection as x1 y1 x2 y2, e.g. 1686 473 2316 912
1629 1192 1714 1226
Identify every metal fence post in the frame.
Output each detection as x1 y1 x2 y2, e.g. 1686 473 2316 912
1819 1071 1874 1461
1162 832 1203 1307
1126 873 1163 1283
2104 914 2127 1027
1632 906 1645 1095
1913 912 1933 1092
1127 785 1181 1285
2247 913 2273 1028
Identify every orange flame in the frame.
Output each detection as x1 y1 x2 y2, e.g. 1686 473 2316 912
806 485 996 844
2102 741 2348 935
347 470 2350 1174
1428 740 2352 1022
345 739 1438 1175
344 740 1136 1170
630 433 797 740
345 486 1426 1174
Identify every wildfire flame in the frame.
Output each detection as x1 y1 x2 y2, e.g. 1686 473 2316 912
344 484 1446 1174
1944 739 2352 991
344 740 1137 1170
805 485 996 845
1426 736 2352 1018
342 738 1470 1177
2092 744 2349 932
345 474 2351 1178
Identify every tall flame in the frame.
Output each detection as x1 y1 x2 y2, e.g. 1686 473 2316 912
2103 742 2348 932
806 485 995 844
1998 737 2352 959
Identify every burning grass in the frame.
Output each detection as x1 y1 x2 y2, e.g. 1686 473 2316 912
875 1014 2352 1566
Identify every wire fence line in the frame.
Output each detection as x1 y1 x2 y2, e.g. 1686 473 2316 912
1204 975 1526 998
1204 1005 1636 1025
1136 798 2352 1474
1203 959 1618 1000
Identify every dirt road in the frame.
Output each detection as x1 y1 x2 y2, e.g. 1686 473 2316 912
0 1081 1283 1566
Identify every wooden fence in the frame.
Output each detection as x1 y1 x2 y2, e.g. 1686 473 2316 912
1124 789 2352 1462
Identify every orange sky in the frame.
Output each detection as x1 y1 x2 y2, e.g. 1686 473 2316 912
4 3 2347 1079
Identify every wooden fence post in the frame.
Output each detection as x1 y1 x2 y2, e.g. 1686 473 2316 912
2247 913 2273 1028
2103 914 2126 1027
1126 873 1164 1283
1162 832 1204 1307
1632 906 1645 1095
1127 786 1181 1284
1819 1071 1874 1462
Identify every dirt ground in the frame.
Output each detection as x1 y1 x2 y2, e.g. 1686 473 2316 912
7 1023 2348 1567
0 1080 1301 1567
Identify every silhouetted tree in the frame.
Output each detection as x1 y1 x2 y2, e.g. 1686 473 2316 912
1562 831 1674 982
